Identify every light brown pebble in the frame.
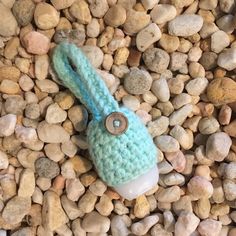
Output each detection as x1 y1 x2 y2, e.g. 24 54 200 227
123 9 150 35
224 120 236 137
134 195 150 218
78 190 98 213
51 0 75 10
0 80 20 94
0 66 21 82
34 2 60 30
66 178 85 201
156 186 181 203
218 105 232 125
4 37 20 60
194 198 211 219
159 34 180 53
155 135 180 153
114 47 129 65
95 194 114 216
104 4 126 27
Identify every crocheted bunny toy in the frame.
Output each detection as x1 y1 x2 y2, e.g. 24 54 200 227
52 42 159 200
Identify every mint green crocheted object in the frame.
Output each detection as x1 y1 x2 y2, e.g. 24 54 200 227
52 42 157 187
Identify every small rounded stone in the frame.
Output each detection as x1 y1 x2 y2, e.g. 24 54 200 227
104 4 126 27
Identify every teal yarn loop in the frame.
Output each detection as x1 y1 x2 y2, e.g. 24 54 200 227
52 42 157 187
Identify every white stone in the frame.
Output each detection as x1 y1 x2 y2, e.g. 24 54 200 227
151 78 170 102
211 30 230 53
15 125 38 144
0 150 9 169
185 77 209 96
0 114 17 137
46 103 67 124
217 48 236 71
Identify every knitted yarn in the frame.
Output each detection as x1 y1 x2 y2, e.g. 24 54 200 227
52 42 157 187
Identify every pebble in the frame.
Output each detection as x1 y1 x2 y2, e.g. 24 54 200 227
42 190 68 231
154 135 180 153
66 178 85 201
2 196 31 224
0 79 20 94
35 157 60 179
148 116 169 137
70 155 92 173
78 190 97 213
224 120 236 137
219 105 232 125
23 31 50 55
86 19 100 38
206 132 232 162
211 30 230 53
114 47 130 65
169 104 193 126
131 214 159 236
36 79 59 93
0 114 17 137
94 194 113 217
19 75 34 91
159 34 180 53
12 0 35 26
25 103 40 120
136 23 161 52
165 150 186 172
168 14 203 37
82 211 110 233
151 78 170 102
172 93 192 110
15 125 38 144
61 195 83 220
54 28 86 46
185 77 208 96
207 77 236 105
134 195 150 218
89 0 109 18
37 121 70 143
223 179 236 201
170 52 188 72
18 168 35 197
150 4 177 25
61 140 77 157
198 117 220 135
55 91 74 110
0 3 18 37
0 66 20 82
156 186 181 203
89 180 107 196
34 2 60 30
216 14 234 34
35 55 49 81
143 48 170 73
0 150 9 169
175 211 200 236
163 172 185 186
46 103 67 124
122 95 140 111
69 0 91 24
217 48 236 71
124 68 152 95
187 176 213 199
81 45 104 68
123 9 150 35
197 219 222 236
68 105 88 132
51 0 75 10
104 4 126 27
44 143 64 162
170 125 192 150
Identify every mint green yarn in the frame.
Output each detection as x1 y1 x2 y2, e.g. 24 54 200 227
52 42 157 187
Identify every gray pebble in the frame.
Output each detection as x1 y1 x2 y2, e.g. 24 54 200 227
35 157 60 179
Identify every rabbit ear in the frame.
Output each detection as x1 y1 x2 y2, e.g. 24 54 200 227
52 42 119 120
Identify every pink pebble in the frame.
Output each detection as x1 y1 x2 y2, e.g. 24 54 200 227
23 31 50 55
165 150 186 173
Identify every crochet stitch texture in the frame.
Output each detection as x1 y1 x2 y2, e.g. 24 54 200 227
52 42 157 186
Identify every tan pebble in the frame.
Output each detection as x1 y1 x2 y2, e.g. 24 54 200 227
55 91 75 110
4 37 20 60
52 175 65 191
70 155 92 173
104 4 126 27
51 0 75 10
56 17 72 30
35 55 49 81
188 62 205 78
0 79 20 94
134 195 150 218
197 102 214 117
123 9 150 35
78 190 97 213
15 57 30 73
18 169 35 197
23 31 50 55
187 176 213 199
0 177 16 201
0 66 21 82
66 178 85 201
224 120 236 137
34 2 60 30
105 189 121 200
159 34 180 53
114 47 129 65
194 165 212 181
156 186 181 203
69 0 91 24
194 198 211 219
95 194 114 216
42 190 68 231
97 26 114 47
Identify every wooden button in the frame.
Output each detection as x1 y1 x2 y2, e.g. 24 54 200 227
104 112 128 136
